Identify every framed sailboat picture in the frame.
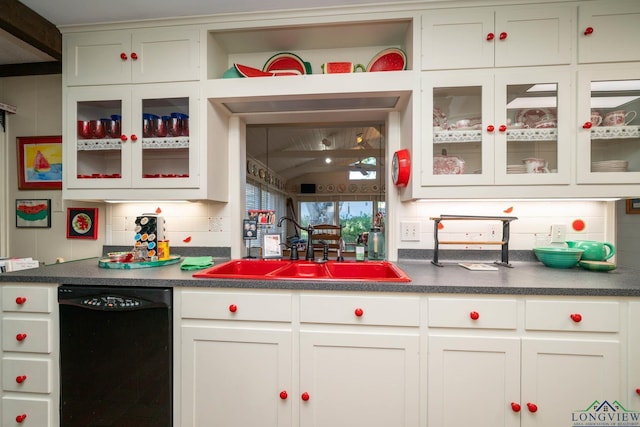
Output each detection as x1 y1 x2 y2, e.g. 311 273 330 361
17 136 62 190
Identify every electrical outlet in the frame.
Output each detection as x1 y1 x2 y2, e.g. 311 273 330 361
400 222 420 242
550 224 567 243
488 223 500 239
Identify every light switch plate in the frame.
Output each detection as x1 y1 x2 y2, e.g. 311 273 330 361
400 222 420 241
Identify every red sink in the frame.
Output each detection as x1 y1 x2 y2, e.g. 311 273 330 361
193 259 411 282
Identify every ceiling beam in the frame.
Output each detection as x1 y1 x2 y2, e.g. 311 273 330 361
0 0 62 61
0 61 61 77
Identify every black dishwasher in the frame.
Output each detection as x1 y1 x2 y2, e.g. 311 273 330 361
58 285 172 427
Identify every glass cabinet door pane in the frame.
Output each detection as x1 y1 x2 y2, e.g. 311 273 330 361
76 100 123 180
589 79 640 173
140 97 190 180
433 86 483 175
505 82 558 175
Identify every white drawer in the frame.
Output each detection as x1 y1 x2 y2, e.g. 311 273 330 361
2 286 52 314
2 396 50 426
428 297 518 330
181 290 292 322
2 318 51 354
525 300 620 332
300 294 420 326
2 358 51 393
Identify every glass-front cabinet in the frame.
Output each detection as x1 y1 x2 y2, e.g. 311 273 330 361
65 83 199 192
577 65 640 184
421 68 571 187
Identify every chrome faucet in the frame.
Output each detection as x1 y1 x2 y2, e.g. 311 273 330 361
277 216 315 261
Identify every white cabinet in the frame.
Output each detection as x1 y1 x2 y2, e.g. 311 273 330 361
419 67 571 193
0 284 58 427
64 27 200 86
63 82 205 200
578 0 640 64
421 5 573 70
427 296 623 427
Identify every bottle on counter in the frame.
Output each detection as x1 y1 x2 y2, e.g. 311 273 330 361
355 234 365 261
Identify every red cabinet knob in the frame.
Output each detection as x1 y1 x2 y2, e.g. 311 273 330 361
130 134 138 141
16 333 27 342
487 125 495 132
511 402 521 412
527 402 538 413
120 134 128 141
16 414 27 423
301 392 310 401
636 388 640 395
584 27 594 36
470 311 480 320
229 304 238 313
570 313 582 323
280 390 288 400
486 33 495 41
499 124 507 132
16 375 27 384
120 52 128 60
499 32 508 40
354 308 364 317
15 297 27 305
131 52 138 60
583 122 593 129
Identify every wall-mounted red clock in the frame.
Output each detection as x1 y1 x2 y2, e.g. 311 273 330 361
392 149 410 187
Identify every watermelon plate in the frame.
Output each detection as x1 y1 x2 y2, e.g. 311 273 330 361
366 48 407 72
263 52 311 75
234 63 277 78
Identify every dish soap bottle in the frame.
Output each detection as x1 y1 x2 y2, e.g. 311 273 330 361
355 234 365 261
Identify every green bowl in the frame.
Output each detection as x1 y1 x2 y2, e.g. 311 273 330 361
579 260 617 272
533 247 584 268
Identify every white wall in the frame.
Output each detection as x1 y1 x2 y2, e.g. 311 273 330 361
615 199 640 268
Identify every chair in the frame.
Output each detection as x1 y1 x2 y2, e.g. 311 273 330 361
310 224 343 255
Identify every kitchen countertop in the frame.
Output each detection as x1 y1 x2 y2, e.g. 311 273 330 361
1 256 640 297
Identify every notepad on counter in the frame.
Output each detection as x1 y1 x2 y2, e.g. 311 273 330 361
458 263 499 271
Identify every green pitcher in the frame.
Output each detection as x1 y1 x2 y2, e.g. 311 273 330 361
565 240 615 261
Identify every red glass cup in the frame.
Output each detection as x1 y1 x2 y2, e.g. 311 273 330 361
77 120 91 139
90 120 106 139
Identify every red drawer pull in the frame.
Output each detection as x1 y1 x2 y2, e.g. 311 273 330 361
499 124 507 132
636 388 640 395
583 122 593 129
16 414 27 423
499 32 508 40
570 313 582 323
486 32 495 41
301 392 310 401
486 125 495 132
131 52 138 60
511 402 521 412
16 297 27 305
229 304 238 313
354 308 364 317
280 390 288 400
130 134 138 142
527 402 538 413
16 375 27 384
120 52 128 60
584 27 594 36
16 333 27 342
470 311 480 320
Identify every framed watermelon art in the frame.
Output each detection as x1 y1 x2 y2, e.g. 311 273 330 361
17 135 62 190
16 199 51 228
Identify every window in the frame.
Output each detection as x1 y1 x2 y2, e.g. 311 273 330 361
349 157 377 180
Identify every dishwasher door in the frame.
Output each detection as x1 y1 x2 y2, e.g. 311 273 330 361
58 285 172 427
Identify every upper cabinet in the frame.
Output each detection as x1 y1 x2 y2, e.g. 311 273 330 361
578 0 640 64
64 26 200 86
421 5 573 70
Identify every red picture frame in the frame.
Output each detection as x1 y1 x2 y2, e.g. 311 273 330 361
17 136 63 190
66 208 99 239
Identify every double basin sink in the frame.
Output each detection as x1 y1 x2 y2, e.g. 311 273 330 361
193 259 411 282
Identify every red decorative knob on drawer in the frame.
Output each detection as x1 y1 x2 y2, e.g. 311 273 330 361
470 311 480 320
499 32 508 40
570 313 582 323
511 402 521 412
131 52 138 60
499 124 507 132
16 333 27 342
16 297 27 305
280 390 288 400
301 392 310 401
16 375 27 384
16 414 27 423
120 52 128 60
354 308 364 317
229 304 238 313
130 134 138 141
584 27 594 36
486 33 495 41
487 125 495 132
583 122 593 129
527 403 538 413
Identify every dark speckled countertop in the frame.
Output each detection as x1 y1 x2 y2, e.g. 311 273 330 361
1 255 639 297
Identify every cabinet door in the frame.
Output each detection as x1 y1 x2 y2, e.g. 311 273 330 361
494 5 573 67
579 0 640 64
421 9 495 70
181 326 292 427
576 65 640 184
427 335 520 427
299 331 419 427
422 69 495 186
131 27 200 83
521 338 621 427
64 30 132 86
